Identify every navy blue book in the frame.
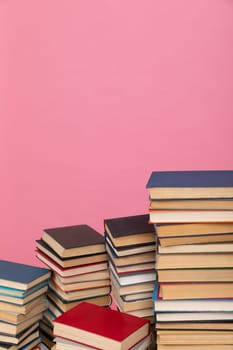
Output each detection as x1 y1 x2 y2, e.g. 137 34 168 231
0 260 50 290
146 170 233 199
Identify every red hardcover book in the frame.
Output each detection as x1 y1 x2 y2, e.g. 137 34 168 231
53 302 149 350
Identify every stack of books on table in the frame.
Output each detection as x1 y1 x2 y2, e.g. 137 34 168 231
146 170 233 350
53 301 151 350
36 224 111 349
104 214 156 325
0 260 50 350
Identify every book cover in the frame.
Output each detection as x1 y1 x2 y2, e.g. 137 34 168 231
53 302 149 350
0 260 50 290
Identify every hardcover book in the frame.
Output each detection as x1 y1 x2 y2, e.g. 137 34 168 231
53 301 149 350
0 260 50 290
104 214 155 247
146 170 233 199
41 224 106 258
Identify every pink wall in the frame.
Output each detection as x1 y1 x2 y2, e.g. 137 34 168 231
1 0 233 265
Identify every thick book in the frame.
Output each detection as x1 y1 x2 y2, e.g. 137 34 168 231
36 239 108 268
109 262 156 286
0 260 50 290
55 334 151 350
158 242 233 254
150 198 233 210
111 286 153 312
0 282 48 305
146 170 233 199
156 281 233 300
41 224 106 258
53 302 149 350
156 252 233 269
157 329 233 345
106 243 155 267
149 209 233 224
104 214 155 247
157 344 233 350
157 267 233 283
47 291 112 313
155 222 233 237
156 312 233 322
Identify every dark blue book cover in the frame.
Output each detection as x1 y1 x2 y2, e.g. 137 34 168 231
146 170 233 188
0 260 50 289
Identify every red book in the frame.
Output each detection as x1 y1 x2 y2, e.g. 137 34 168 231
53 302 149 350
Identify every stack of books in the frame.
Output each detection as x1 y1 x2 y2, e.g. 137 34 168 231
0 260 50 350
104 214 156 323
36 224 111 349
53 301 151 350
146 170 233 350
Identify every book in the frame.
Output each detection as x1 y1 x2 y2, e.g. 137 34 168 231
52 274 110 292
49 280 111 301
150 198 233 210
0 295 47 314
149 209 233 224
41 224 106 258
0 299 47 323
47 291 112 313
104 214 155 247
156 312 233 322
0 313 43 335
110 262 156 286
156 222 233 237
158 233 233 247
0 260 50 290
110 273 155 296
156 345 233 350
157 330 233 345
36 250 108 277
156 252 233 269
105 236 156 257
53 302 149 350
146 170 233 199
156 321 233 331
153 298 233 312
157 268 233 283
156 282 233 300
0 283 48 305
112 287 153 312
0 322 39 345
55 334 151 350
157 242 233 254
111 261 156 275
36 240 108 268
106 244 155 267
54 269 110 285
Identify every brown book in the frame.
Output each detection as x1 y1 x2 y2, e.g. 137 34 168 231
104 214 155 247
106 244 155 267
42 224 106 258
52 274 110 292
156 321 233 331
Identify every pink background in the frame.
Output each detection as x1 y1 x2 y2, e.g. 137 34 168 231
1 0 233 266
